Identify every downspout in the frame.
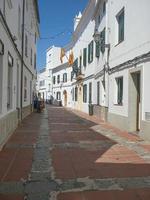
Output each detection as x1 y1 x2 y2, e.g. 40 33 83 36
20 0 25 121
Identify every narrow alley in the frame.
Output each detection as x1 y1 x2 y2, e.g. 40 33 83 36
0 105 150 200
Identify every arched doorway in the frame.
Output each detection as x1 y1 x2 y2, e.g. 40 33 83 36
63 90 67 107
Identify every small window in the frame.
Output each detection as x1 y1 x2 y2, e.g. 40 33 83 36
88 41 94 63
100 28 105 54
24 76 27 102
75 87 78 102
89 82 92 103
95 41 100 58
30 49 33 65
53 76 56 84
97 81 100 105
7 53 13 109
56 92 61 100
63 73 67 83
83 84 87 103
72 88 74 101
83 48 87 67
34 53 36 69
103 2 106 15
117 8 124 43
57 75 60 84
116 77 123 105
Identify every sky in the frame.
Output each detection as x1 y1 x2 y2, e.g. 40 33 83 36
37 0 89 70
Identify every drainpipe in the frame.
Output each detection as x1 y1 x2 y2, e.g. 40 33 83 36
20 0 25 121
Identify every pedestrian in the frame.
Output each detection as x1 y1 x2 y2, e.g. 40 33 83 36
37 93 42 113
33 94 38 111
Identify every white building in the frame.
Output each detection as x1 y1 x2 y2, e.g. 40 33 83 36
106 0 150 140
36 67 52 102
65 0 150 140
52 62 73 107
0 0 40 149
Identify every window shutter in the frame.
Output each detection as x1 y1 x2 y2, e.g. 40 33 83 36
83 48 87 67
88 43 90 63
91 41 93 62
95 41 100 58
88 41 94 63
101 28 105 54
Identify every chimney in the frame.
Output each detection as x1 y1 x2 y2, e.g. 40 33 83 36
74 12 82 31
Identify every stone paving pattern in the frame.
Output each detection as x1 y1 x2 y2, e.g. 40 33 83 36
0 105 150 199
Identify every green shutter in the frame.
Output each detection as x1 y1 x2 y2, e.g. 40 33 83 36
91 41 93 62
88 41 94 63
95 41 100 58
83 48 87 67
101 28 105 54
88 43 90 63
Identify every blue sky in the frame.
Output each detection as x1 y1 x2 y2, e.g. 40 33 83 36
37 0 89 70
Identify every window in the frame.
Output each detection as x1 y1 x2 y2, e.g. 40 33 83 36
72 88 74 101
24 76 27 102
30 49 32 66
103 1 106 15
83 84 87 103
100 28 105 53
83 48 87 67
75 87 78 101
116 77 123 105
7 53 13 109
35 33 37 44
117 9 124 43
97 81 100 105
89 82 92 103
95 41 100 58
63 73 67 82
39 80 45 87
57 75 60 84
18 6 21 38
25 34 28 57
56 92 61 100
34 53 36 69
88 41 94 63
53 76 56 84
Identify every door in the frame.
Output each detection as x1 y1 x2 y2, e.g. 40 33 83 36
78 84 83 111
130 72 141 132
63 90 67 107
136 73 141 131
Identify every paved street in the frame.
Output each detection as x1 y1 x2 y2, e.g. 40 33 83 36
0 105 150 200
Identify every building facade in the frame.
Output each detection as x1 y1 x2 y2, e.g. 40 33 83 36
52 62 73 107
0 0 40 149
36 0 150 141
67 0 150 140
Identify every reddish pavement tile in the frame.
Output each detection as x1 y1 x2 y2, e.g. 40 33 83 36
70 109 143 142
139 144 150 152
50 130 113 144
0 112 40 182
57 188 150 200
52 145 150 180
0 195 24 200
0 148 34 181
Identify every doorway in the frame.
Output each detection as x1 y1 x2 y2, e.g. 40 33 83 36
129 71 141 132
63 90 67 107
